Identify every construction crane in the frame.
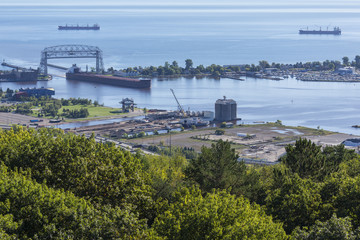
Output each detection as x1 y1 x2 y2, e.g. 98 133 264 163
170 88 185 115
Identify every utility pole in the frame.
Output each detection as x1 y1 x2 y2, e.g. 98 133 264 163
170 130 172 155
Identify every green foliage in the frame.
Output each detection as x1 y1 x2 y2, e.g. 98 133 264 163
148 145 197 160
343 56 350 66
0 164 156 239
41 101 61 117
63 97 92 106
185 59 193 70
15 103 33 115
283 138 357 180
215 129 225 135
185 139 246 192
259 60 270 69
0 106 12 112
153 187 287 239
142 154 188 201
1 123 360 237
62 107 89 118
265 166 324 233
137 131 146 138
283 138 325 179
331 175 360 228
322 145 357 176
0 127 153 218
292 214 358 240
3 95 96 117
338 158 360 178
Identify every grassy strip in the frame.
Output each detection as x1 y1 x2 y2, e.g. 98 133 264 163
59 105 124 118
30 105 125 119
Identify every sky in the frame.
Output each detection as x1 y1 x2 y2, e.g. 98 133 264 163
1 0 359 6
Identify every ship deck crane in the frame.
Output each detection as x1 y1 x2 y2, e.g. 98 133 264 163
170 88 185 115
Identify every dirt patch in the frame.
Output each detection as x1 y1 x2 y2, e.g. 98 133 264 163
127 124 359 162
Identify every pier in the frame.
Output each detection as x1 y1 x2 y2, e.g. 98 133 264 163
1 61 27 71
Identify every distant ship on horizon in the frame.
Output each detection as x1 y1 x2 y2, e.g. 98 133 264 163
58 24 100 30
299 26 341 35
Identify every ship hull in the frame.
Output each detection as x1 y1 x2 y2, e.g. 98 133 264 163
66 73 151 88
299 30 341 35
0 70 38 82
58 26 100 30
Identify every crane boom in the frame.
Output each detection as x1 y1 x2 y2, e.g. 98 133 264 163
170 88 184 113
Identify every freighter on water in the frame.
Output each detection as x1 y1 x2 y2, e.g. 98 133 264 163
66 65 151 89
58 24 100 30
299 26 341 35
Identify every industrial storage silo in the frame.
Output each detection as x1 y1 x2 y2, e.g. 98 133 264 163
215 96 237 121
231 101 237 120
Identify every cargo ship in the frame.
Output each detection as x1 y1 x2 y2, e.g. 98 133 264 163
66 65 151 88
1 62 39 82
58 24 100 30
299 26 341 35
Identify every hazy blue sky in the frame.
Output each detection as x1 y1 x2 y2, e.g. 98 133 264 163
1 0 359 6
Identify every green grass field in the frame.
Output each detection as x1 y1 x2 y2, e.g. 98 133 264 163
30 105 126 119
59 105 124 118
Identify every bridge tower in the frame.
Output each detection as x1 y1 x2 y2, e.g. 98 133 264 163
39 44 104 75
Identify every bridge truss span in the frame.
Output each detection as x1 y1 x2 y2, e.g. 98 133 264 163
39 44 104 75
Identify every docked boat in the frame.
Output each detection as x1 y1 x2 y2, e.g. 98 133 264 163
49 119 61 123
58 24 100 30
66 65 151 89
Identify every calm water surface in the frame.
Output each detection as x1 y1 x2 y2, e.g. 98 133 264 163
1 2 360 134
1 76 360 135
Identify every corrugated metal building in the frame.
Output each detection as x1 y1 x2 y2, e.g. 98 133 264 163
17 87 55 98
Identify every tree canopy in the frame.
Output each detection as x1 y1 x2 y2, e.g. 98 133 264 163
185 139 246 192
153 187 287 240
1 127 360 238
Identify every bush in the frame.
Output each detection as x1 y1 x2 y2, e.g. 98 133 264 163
215 129 225 135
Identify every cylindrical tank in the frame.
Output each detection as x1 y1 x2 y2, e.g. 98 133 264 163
231 102 237 120
215 96 237 121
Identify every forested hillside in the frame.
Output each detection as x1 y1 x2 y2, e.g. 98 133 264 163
0 127 359 239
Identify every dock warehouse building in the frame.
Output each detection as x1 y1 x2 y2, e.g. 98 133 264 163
15 87 55 99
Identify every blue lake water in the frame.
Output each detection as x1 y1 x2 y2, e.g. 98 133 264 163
1 2 360 134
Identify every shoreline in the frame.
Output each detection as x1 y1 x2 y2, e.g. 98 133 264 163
136 73 360 83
